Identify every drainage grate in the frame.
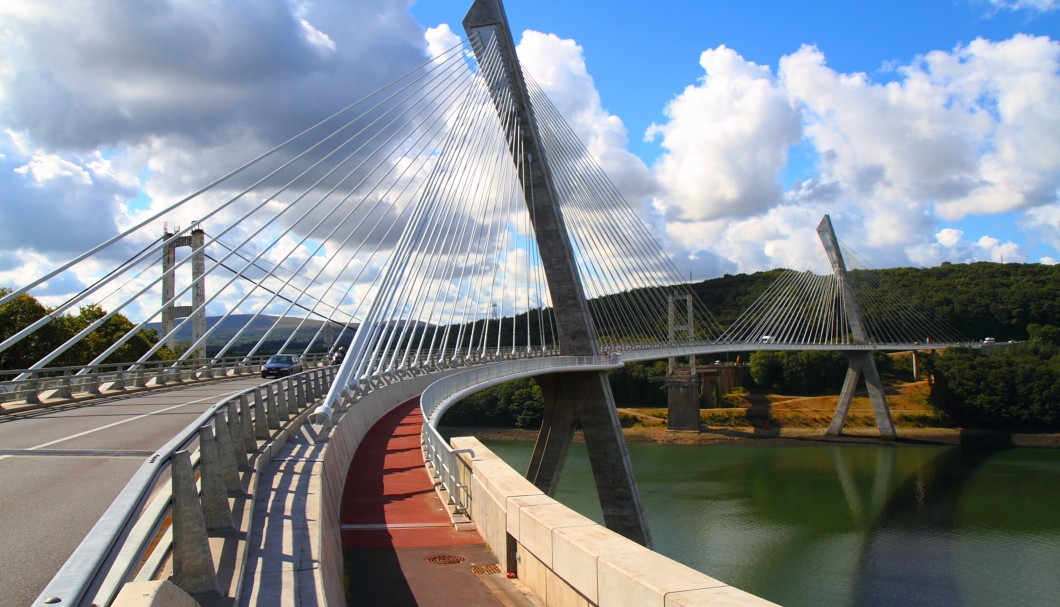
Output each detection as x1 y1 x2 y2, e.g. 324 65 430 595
470 564 502 575
426 554 466 565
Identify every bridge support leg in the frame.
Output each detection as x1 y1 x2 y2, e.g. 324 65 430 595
530 372 653 547
666 375 702 432
827 351 896 440
171 450 221 597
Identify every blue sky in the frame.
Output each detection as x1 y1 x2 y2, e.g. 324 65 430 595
413 0 1060 268
414 0 1059 159
0 0 1057 308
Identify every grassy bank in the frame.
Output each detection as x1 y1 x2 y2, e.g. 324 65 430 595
445 380 1060 447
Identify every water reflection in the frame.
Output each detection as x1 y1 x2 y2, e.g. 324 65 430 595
482 440 1060 607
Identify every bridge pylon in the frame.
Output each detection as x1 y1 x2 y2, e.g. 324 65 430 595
161 226 206 360
817 215 897 440
464 0 652 546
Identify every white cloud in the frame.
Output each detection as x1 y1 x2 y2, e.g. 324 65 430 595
1 0 1058 327
639 35 1059 273
516 30 658 213
936 228 964 247
988 0 1059 12
648 46 801 231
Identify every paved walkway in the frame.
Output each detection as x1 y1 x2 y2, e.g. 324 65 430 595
341 399 538 607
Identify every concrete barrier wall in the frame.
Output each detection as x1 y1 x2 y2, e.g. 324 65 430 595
316 372 459 606
449 436 779 607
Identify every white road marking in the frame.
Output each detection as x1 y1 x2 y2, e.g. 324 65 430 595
0 387 248 462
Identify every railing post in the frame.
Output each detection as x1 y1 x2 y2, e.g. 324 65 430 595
295 376 307 409
170 450 221 597
24 374 41 405
54 375 73 400
276 379 290 420
213 413 242 492
312 371 322 400
253 388 270 439
110 370 125 392
131 369 147 388
239 394 256 453
286 377 298 415
198 424 234 531
265 383 280 429
226 399 249 469
84 371 102 396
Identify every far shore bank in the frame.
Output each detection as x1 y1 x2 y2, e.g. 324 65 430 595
443 424 1060 448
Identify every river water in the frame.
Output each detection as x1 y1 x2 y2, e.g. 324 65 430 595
481 440 1060 607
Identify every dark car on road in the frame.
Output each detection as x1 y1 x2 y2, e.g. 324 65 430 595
261 354 303 378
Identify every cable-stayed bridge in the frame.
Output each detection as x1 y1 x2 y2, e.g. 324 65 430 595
1 1 977 605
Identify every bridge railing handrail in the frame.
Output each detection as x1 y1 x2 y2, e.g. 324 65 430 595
32 366 336 607
0 353 331 406
418 355 622 514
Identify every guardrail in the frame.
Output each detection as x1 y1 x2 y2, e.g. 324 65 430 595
418 355 623 515
32 366 336 607
0 354 330 409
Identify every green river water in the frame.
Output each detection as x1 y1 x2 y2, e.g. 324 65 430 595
480 440 1060 607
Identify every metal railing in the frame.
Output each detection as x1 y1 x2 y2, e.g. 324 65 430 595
0 354 330 407
32 366 336 607
418 355 622 514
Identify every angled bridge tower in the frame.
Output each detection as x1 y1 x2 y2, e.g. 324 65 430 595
817 215 897 440
463 0 652 545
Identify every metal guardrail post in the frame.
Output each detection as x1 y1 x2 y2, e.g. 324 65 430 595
239 394 256 453
225 400 249 469
171 450 221 597
213 413 242 493
24 374 41 405
295 376 307 409
85 372 102 396
198 424 234 531
276 379 290 420
110 371 125 392
293 375 303 409
253 388 270 440
265 384 280 430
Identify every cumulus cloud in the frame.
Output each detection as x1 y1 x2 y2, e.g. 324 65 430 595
988 0 1059 12
635 35 1059 273
0 0 433 307
516 30 658 214
648 47 801 227
2 0 1058 323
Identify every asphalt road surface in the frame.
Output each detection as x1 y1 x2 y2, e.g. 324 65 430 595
0 377 270 607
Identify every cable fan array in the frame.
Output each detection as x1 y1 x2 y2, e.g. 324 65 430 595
719 236 967 346
0 33 713 381
524 72 721 346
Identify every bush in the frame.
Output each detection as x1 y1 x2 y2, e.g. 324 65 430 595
930 325 1060 430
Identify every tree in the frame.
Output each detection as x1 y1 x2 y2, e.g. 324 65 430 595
0 289 159 370
0 288 65 370
440 378 544 428
930 327 1060 430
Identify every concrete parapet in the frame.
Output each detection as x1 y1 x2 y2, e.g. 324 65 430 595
450 436 778 607
112 580 199 607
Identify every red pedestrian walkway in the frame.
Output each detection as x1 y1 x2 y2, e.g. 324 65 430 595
340 398 535 606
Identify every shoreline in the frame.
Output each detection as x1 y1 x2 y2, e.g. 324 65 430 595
443 425 1060 448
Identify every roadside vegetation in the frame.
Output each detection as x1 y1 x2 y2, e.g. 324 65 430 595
0 288 166 370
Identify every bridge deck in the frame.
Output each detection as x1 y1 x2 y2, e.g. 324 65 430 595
339 399 536 606
0 376 267 607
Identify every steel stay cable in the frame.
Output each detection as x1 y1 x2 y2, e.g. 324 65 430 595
202 52 482 362
4 42 472 370
3 44 470 366
373 37 508 370
528 84 693 343
225 56 482 362
379 77 502 374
